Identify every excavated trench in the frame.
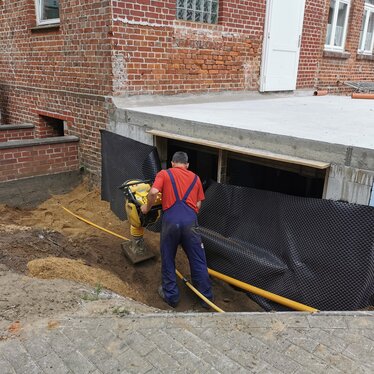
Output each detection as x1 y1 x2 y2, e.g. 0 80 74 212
0 181 263 325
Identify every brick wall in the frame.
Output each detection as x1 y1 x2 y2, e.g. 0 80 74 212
111 0 266 95
308 0 374 92
0 127 35 143
0 0 113 176
0 141 79 182
1 0 374 181
297 0 327 89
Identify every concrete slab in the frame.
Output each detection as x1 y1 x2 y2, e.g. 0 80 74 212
123 95 374 150
111 93 374 204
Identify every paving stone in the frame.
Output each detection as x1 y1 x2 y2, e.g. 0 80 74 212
148 328 245 373
116 347 154 373
345 315 374 329
0 340 37 371
23 334 54 360
0 356 16 374
249 328 292 353
306 328 348 353
36 351 71 374
62 327 98 352
82 347 121 374
307 315 348 329
1 311 373 374
118 331 157 357
272 314 311 329
62 350 96 374
225 348 269 373
284 343 329 373
259 345 303 374
16 360 42 374
279 328 320 353
343 341 374 367
48 331 77 356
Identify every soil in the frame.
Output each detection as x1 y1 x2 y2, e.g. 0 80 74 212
0 181 262 326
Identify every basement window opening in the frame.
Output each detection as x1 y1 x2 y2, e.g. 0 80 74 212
159 138 326 199
226 153 326 199
39 115 65 137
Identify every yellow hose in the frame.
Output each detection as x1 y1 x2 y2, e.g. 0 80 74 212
61 206 131 242
208 268 318 312
175 270 225 313
61 205 317 312
61 205 225 312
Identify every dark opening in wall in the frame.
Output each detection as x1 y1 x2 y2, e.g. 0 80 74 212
163 139 326 199
39 115 64 138
227 154 325 198
167 140 218 188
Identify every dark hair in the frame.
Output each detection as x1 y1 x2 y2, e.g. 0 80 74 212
172 151 188 164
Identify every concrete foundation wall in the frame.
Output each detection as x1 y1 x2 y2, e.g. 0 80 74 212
325 165 374 205
0 171 82 208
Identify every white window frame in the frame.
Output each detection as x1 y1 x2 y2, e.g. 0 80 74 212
358 2 374 55
324 0 351 52
35 0 60 26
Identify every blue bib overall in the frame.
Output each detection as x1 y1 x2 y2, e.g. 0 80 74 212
160 170 213 306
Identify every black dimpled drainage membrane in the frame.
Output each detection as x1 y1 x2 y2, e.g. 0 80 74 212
102 131 374 311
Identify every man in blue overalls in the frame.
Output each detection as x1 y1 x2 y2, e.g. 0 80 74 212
141 151 213 308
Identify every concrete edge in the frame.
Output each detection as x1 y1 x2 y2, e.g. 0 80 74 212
0 135 79 150
124 109 374 171
59 311 374 319
0 124 34 130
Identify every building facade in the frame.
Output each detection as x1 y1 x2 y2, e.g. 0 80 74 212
1 0 373 190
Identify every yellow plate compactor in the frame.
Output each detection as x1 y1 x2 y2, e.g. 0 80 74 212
120 180 162 264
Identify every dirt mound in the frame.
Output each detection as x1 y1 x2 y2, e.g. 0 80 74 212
27 257 139 300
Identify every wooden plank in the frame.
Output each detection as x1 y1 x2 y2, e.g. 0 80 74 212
146 129 330 170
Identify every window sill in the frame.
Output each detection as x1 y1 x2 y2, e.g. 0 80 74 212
323 50 351 59
31 23 60 32
357 53 374 61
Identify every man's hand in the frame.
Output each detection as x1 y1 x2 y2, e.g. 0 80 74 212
140 187 160 215
141 204 150 215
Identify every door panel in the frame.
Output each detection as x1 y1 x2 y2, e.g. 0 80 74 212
261 0 306 92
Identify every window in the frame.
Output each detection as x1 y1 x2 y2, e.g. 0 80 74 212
325 0 351 51
35 0 60 25
359 0 374 54
176 0 218 24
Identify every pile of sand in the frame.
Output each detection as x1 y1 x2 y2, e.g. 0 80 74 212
15 183 129 240
27 257 139 300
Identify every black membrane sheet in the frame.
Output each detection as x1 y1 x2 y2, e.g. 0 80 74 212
101 130 161 220
198 182 374 311
101 131 374 311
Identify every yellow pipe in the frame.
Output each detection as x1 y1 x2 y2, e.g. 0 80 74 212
175 270 225 313
208 268 318 312
61 205 225 313
61 205 131 242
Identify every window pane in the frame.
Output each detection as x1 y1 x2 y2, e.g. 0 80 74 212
176 0 218 24
365 12 374 50
359 10 368 49
325 0 336 45
41 0 59 20
334 2 348 47
366 0 374 5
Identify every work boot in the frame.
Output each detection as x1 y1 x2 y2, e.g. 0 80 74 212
200 297 214 310
158 286 178 308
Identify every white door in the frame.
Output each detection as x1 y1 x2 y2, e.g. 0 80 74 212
260 0 306 92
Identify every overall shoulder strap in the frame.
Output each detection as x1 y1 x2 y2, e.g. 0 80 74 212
166 169 180 201
182 175 198 202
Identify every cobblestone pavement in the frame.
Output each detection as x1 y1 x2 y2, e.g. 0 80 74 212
0 311 373 373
